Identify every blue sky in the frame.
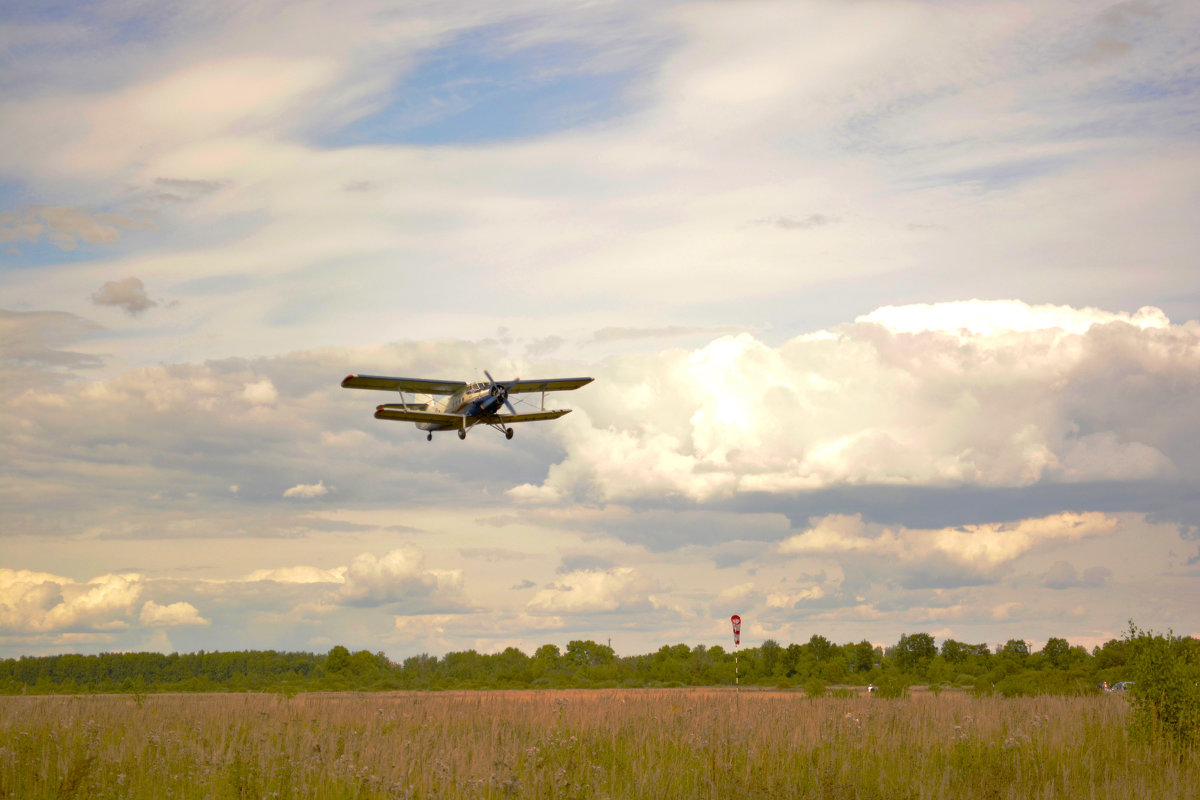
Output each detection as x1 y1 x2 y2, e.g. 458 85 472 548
320 22 654 146
1 0 1198 660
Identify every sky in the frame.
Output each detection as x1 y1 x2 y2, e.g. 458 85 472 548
1 0 1198 661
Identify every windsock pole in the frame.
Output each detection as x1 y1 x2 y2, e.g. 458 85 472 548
731 614 741 697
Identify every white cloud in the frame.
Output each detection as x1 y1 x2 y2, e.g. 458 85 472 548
242 378 278 406
778 512 1120 570
857 301 1170 337
283 480 329 498
0 569 142 633
337 547 464 608
527 567 660 614
139 600 209 627
3 56 342 179
242 565 346 584
513 302 1198 503
765 585 826 610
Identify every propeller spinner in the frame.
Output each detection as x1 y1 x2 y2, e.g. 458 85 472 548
483 370 517 415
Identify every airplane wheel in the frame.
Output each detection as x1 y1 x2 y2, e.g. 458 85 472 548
505 428 514 440
458 429 467 440
427 433 432 442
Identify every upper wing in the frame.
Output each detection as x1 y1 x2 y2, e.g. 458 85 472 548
342 374 466 394
505 377 594 394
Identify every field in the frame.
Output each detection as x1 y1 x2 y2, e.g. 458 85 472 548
2 689 1197 799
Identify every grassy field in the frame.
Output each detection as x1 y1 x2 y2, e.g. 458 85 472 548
2 689 1197 799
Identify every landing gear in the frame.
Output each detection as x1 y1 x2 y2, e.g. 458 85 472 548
427 433 432 442
458 428 467 440
505 427 514 440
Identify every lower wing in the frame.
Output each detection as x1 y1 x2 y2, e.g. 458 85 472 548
372 406 571 425
374 406 463 425
497 409 572 423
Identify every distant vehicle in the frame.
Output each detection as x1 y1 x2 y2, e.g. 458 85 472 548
342 371 593 441
1110 681 1135 692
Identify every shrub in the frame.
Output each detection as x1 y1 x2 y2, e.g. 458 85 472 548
803 677 826 698
876 673 909 699
1124 624 1200 749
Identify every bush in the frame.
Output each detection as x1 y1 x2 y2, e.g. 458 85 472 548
876 674 908 699
803 677 826 698
1124 624 1200 749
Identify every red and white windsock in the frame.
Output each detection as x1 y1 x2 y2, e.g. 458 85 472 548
730 614 741 646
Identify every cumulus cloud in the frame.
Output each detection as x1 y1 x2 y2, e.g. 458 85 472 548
777 512 1120 588
283 480 330 498
337 547 464 609
91 277 158 315
512 301 1199 503
0 569 142 633
242 378 279 406
527 567 660 614
139 600 209 627
243 565 346 584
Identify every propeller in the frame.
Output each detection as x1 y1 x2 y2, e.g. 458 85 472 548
484 370 517 415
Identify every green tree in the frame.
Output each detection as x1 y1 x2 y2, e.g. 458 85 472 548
850 640 877 674
892 633 936 677
808 635 834 663
566 640 615 668
325 646 351 674
941 639 968 666
1040 637 1071 670
759 639 783 676
999 639 1030 666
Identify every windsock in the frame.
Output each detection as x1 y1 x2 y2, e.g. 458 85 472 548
731 614 741 646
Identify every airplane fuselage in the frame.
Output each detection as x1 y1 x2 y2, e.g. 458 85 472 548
418 382 507 431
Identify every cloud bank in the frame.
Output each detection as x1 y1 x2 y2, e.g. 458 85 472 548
514 301 1199 504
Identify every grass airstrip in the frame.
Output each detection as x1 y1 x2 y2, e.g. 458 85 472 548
2 688 1197 799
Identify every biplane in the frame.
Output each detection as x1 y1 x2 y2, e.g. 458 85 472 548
341 371 593 440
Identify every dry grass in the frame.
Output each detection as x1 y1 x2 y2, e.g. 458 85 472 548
1 689 1197 799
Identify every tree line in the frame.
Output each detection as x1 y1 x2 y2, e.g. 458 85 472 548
3 627 1194 701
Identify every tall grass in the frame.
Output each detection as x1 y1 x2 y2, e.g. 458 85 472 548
1 690 1196 799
